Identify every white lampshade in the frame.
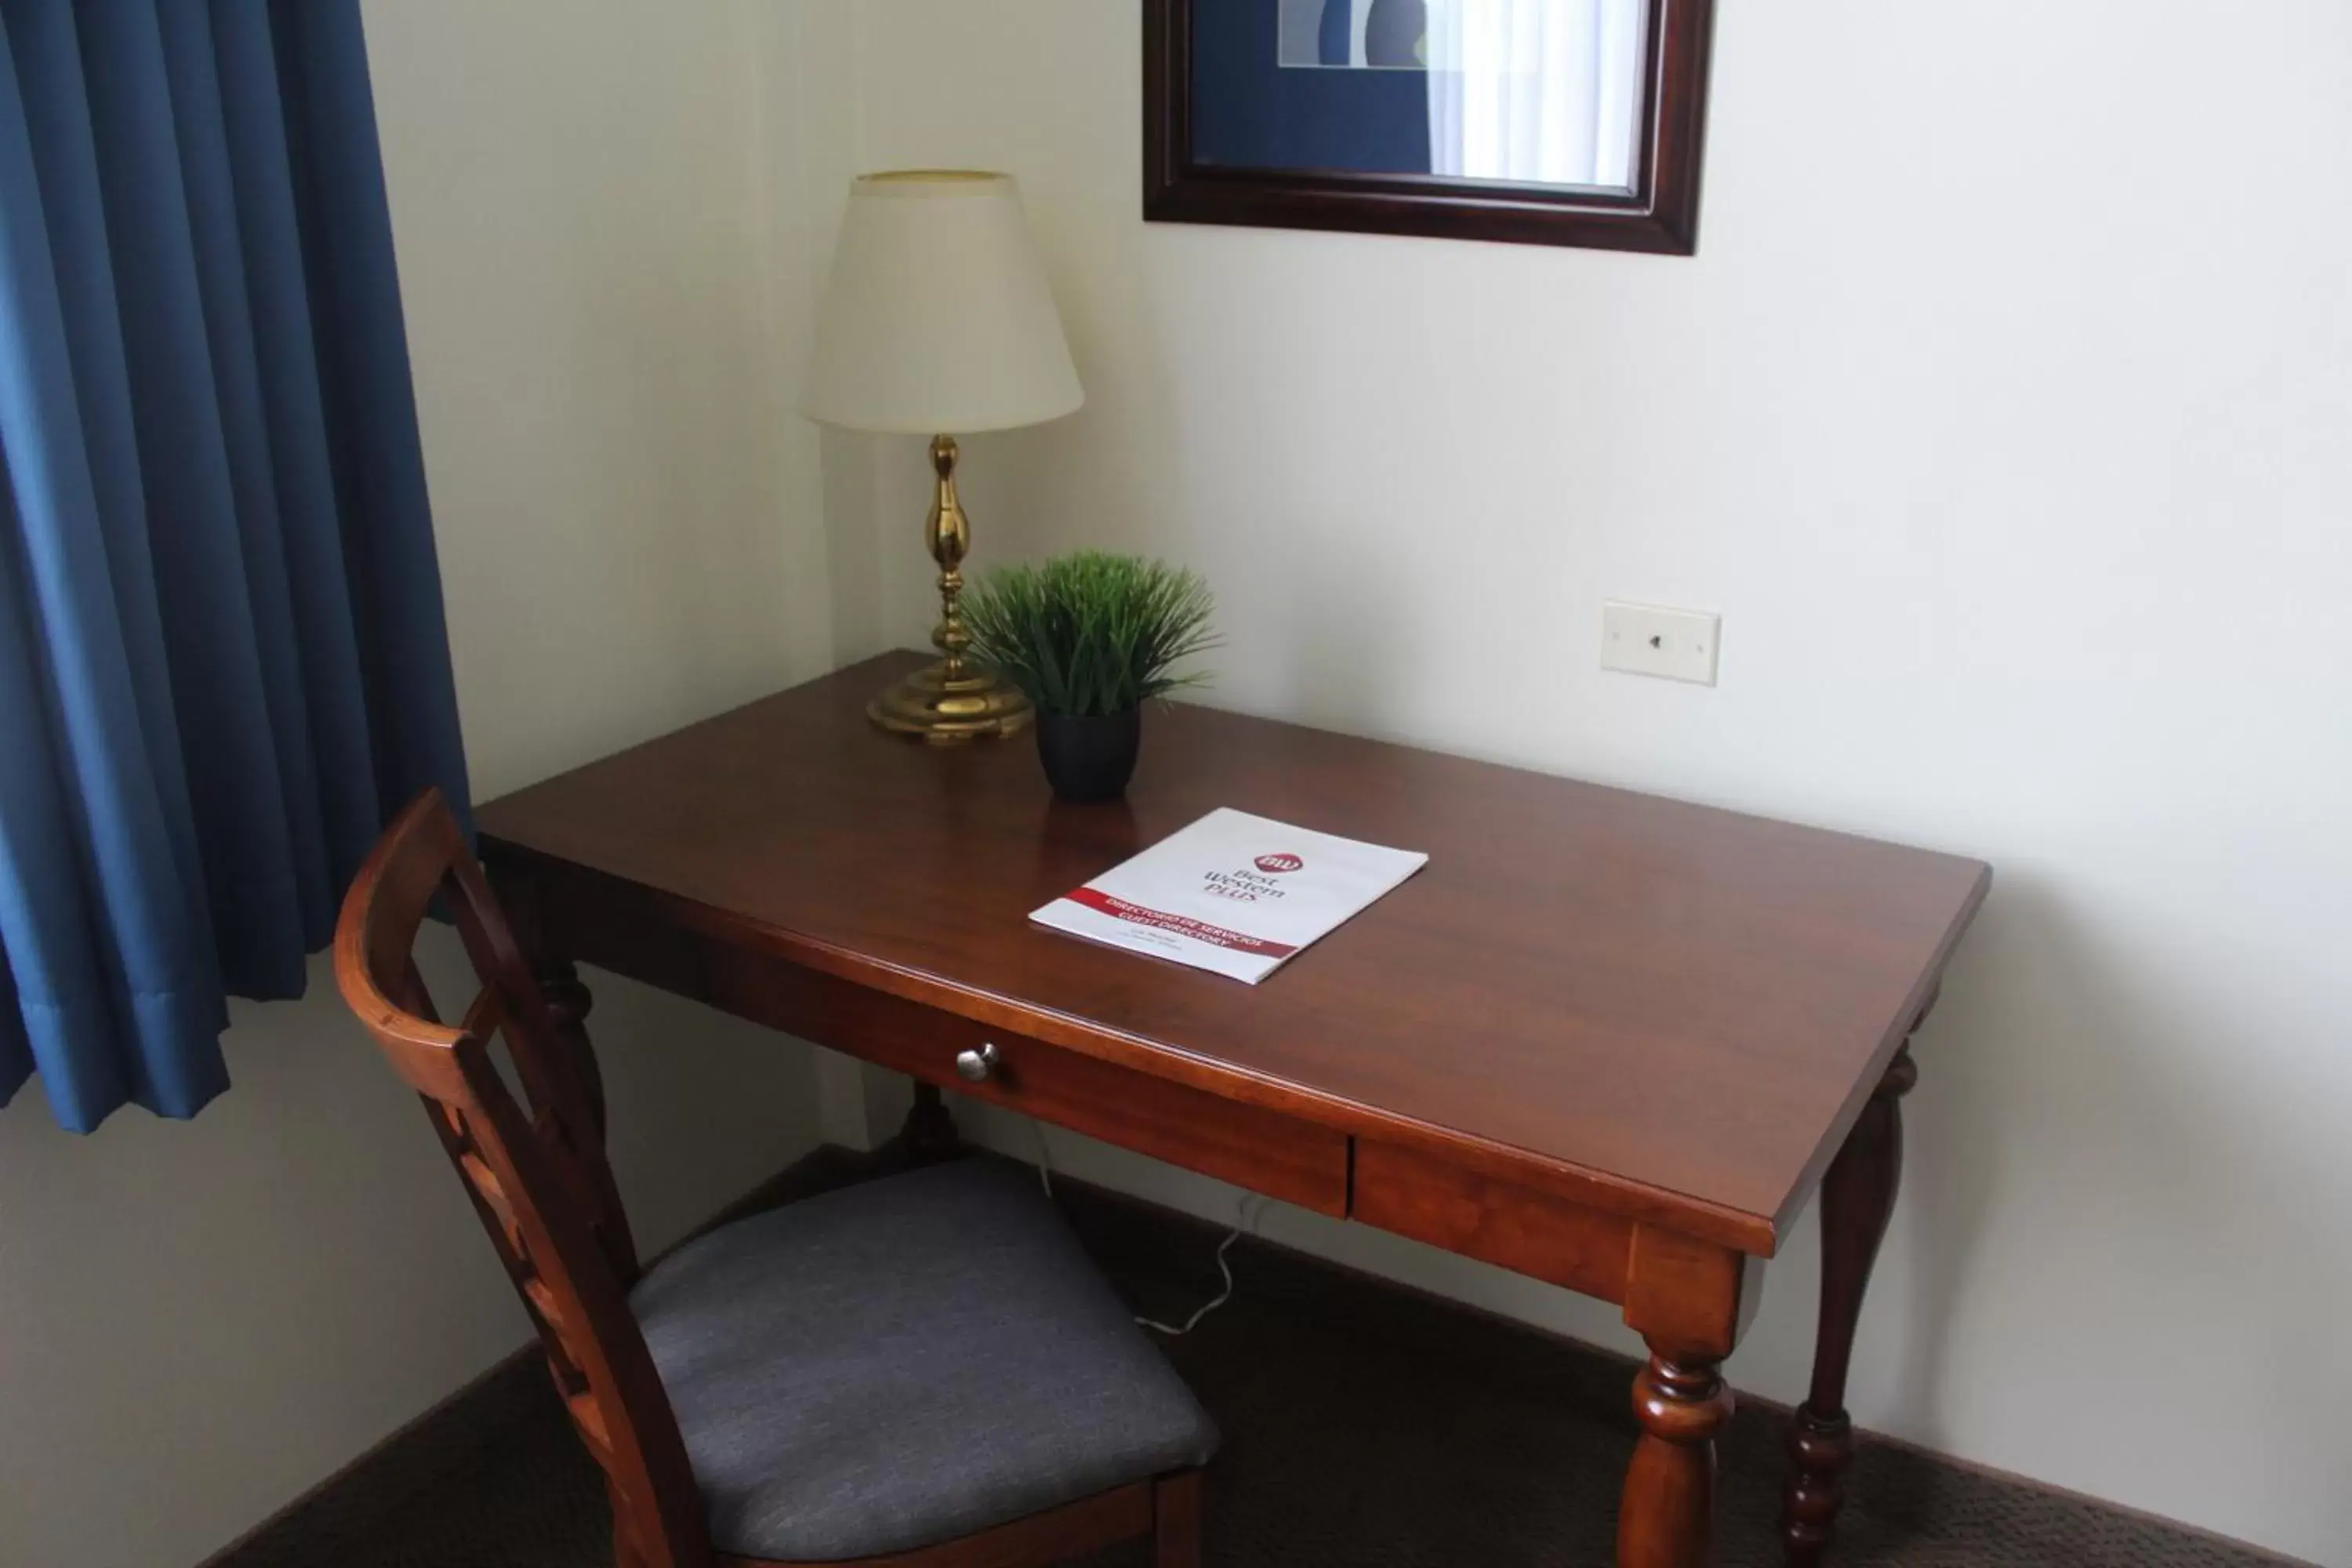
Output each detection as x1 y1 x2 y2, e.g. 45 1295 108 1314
801 171 1083 436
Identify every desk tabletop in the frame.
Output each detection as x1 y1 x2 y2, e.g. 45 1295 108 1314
478 652 1989 1256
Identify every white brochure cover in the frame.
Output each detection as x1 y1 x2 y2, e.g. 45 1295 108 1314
1030 808 1428 984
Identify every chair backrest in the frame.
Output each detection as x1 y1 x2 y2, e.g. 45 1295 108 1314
333 789 710 1568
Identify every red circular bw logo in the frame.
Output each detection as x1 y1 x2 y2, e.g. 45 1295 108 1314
1254 853 1304 874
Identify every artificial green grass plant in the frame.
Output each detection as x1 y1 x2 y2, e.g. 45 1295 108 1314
961 551 1218 717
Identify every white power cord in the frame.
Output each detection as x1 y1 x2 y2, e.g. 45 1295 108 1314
1029 1112 1058 1199
1026 1116 1260 1338
1133 1223 1247 1338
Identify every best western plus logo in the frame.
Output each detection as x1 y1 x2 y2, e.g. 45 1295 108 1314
1206 853 1302 902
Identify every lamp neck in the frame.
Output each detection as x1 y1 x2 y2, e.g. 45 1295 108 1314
926 435 971 680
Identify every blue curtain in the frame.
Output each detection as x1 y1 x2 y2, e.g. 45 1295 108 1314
0 0 467 1132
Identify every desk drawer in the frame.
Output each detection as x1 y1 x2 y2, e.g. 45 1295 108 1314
1353 1139 1632 1302
703 946 1350 1217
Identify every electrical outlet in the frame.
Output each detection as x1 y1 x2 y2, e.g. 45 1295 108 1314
1601 601 1719 686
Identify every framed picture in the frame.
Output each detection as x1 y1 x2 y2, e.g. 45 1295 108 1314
1144 0 1717 254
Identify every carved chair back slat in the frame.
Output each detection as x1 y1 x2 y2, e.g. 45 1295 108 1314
334 790 711 1568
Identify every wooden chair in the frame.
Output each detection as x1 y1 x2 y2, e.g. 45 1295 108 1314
334 789 1212 1568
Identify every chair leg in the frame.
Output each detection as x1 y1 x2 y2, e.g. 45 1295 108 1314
1154 1470 1203 1568
610 1483 648 1568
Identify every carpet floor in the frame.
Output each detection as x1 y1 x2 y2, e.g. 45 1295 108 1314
217 1174 2288 1568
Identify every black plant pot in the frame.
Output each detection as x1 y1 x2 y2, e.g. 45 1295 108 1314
1034 706 1142 802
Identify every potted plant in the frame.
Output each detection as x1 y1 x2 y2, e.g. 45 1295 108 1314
961 551 1219 801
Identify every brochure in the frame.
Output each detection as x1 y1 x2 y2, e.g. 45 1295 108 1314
1030 807 1428 983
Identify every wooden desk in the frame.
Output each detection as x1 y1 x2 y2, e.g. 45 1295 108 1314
477 652 1990 1568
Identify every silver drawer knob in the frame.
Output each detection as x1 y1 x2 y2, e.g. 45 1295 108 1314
955 1042 1001 1083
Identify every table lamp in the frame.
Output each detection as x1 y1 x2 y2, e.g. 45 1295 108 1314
802 171 1084 742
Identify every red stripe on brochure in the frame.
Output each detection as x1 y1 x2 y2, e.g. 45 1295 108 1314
1063 886 1298 959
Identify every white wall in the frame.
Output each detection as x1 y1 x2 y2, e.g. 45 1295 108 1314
824 3 2352 1563
0 5 836 1565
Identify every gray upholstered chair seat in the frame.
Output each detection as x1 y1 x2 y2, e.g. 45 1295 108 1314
630 1158 1218 1562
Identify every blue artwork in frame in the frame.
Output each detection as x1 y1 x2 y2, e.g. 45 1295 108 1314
1193 0 1435 177
1145 0 1718 255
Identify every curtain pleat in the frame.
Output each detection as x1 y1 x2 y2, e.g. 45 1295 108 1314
2 0 213 986
0 0 467 1132
270 0 469 830
212 0 383 909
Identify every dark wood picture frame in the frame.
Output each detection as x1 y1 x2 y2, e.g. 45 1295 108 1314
1144 0 1718 255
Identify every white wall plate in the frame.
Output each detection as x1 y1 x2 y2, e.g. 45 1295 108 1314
1601 601 1720 686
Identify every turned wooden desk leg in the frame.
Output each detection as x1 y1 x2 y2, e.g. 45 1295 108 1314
1782 1041 1919 1566
492 865 612 1149
1620 1226 1750 1568
1621 1351 1736 1568
898 1080 963 1163
535 957 608 1144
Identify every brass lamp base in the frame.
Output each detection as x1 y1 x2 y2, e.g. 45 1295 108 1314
866 433 1033 744
869 659 1033 744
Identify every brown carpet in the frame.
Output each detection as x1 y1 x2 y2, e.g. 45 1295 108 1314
213 1161 2294 1568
